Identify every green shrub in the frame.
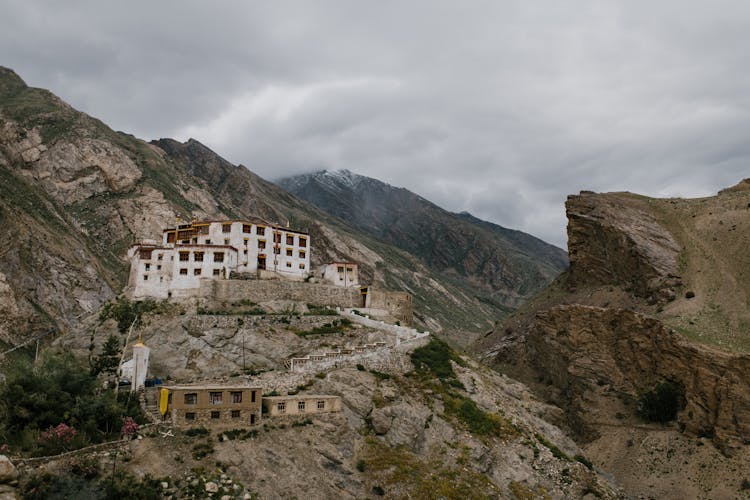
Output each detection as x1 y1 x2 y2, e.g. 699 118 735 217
370 370 391 381
535 434 570 461
184 427 209 437
356 364 365 371
638 382 684 423
0 353 143 455
191 440 214 460
574 454 593 470
444 394 516 438
356 459 366 472
99 298 161 333
410 338 465 381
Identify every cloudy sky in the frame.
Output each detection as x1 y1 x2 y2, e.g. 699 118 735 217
2 1 749 247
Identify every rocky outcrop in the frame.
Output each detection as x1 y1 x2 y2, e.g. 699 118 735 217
519 305 750 451
566 192 681 300
0 455 18 500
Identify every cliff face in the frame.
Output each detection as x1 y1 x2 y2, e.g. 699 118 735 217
476 185 750 497
525 305 750 450
566 192 681 301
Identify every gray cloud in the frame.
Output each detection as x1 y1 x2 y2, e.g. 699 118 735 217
2 0 750 247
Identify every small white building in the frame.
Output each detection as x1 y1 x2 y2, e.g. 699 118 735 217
127 219 311 299
320 262 359 287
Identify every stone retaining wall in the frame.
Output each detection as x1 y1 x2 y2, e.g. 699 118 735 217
199 279 361 308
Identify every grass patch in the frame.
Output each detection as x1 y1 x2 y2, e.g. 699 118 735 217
360 437 499 499
305 304 338 315
295 318 352 337
444 394 518 438
534 434 570 461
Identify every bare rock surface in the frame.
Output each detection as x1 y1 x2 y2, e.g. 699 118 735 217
567 191 681 299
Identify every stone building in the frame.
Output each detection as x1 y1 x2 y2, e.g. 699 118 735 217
319 262 359 287
262 395 342 417
127 219 311 299
160 384 262 427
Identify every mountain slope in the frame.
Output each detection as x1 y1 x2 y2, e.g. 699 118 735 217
474 185 750 498
277 170 567 309
0 66 523 344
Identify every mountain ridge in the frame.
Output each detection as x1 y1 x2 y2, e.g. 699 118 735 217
278 169 568 309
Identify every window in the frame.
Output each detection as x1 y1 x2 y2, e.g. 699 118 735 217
211 411 220 419
299 263 305 269
256 226 265 235
286 235 294 245
286 262 292 268
212 269 220 276
231 410 241 418
139 248 153 259
179 268 188 275
299 237 307 247
166 232 176 243
299 250 306 259
224 239 229 245
251 391 256 403
298 401 306 412
185 412 196 420
156 265 162 270
230 391 242 403
194 268 201 276
209 392 223 405
144 263 151 271
347 267 354 273
258 240 266 249
317 400 325 410
157 254 163 261
205 239 211 244
273 247 280 255
337 266 344 273
222 223 231 233
277 402 286 414
286 248 293 257
143 275 148 281
243 224 252 233
274 233 281 244
180 252 190 262
184 393 197 405
214 252 224 263
194 252 204 262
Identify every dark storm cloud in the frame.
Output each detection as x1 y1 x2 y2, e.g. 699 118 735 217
2 0 750 247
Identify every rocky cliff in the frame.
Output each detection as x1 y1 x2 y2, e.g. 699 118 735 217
476 185 750 498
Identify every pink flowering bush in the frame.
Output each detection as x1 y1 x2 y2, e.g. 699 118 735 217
120 416 139 439
38 423 77 453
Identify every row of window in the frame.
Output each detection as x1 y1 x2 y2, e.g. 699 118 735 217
218 223 308 247
185 410 247 420
176 248 307 261
276 400 326 413
183 391 256 405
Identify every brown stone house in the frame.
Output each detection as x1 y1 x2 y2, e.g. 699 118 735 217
262 395 342 417
161 384 262 426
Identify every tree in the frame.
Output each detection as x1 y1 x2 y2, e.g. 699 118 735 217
91 334 121 376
